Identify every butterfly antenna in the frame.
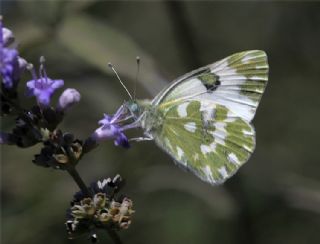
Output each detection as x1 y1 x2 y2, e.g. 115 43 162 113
133 56 140 100
108 62 133 100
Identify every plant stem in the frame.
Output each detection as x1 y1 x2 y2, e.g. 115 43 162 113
67 166 91 197
106 228 123 244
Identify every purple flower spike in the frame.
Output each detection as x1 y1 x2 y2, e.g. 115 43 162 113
92 105 136 148
0 18 27 89
1 48 18 88
26 57 64 106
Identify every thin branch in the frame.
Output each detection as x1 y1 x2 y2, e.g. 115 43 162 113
106 228 123 244
67 166 91 197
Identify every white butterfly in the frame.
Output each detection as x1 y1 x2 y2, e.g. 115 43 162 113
115 50 268 185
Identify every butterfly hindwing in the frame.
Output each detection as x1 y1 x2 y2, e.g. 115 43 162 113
153 100 255 185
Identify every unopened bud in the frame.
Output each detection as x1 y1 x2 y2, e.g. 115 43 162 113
57 88 81 111
18 57 27 71
2 27 15 47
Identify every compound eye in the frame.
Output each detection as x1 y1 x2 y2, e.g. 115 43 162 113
132 104 138 112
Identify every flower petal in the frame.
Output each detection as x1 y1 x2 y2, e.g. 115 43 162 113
114 133 130 148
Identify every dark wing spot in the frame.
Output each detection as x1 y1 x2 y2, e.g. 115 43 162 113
198 73 221 92
208 79 221 92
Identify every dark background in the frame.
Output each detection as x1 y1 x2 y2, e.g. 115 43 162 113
1 1 320 244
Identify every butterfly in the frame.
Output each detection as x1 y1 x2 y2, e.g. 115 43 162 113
122 50 268 185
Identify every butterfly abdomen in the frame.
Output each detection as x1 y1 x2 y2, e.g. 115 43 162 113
141 107 165 134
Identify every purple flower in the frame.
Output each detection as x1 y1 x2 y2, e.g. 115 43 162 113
0 132 15 145
2 27 14 47
0 18 27 89
0 132 9 144
26 57 64 106
57 88 81 111
1 48 18 88
92 105 137 148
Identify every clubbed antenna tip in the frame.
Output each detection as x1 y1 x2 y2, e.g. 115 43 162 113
26 63 34 70
39 56 46 64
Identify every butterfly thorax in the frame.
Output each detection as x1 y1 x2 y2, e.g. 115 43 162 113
125 99 164 133
125 100 142 119
126 100 163 134
141 106 164 134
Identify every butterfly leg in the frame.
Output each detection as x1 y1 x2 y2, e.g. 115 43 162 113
129 134 153 142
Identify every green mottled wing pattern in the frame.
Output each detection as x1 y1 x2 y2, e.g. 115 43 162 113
142 50 268 185
153 100 255 185
154 50 268 122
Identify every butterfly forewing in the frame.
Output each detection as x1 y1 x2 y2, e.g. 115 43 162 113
153 100 255 185
154 50 268 122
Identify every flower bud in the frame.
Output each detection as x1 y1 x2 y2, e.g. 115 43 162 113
2 27 15 47
18 57 27 72
57 88 81 111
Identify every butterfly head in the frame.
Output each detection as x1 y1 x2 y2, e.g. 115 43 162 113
124 98 151 120
124 100 141 119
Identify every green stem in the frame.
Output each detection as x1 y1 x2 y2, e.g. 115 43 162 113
106 228 123 244
67 166 91 197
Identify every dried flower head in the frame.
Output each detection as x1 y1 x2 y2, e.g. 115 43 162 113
1 105 64 147
33 130 83 169
66 175 134 242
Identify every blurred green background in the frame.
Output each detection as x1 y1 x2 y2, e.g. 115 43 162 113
1 1 320 244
